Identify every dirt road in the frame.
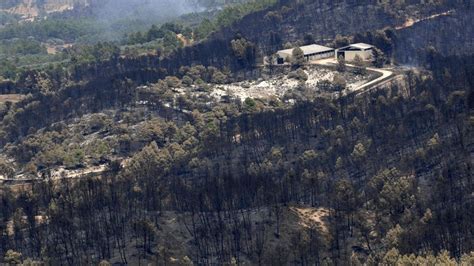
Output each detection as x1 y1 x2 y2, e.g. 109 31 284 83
312 58 394 92
395 10 454 30
352 66 393 91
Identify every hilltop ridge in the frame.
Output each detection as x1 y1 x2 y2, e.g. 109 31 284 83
0 0 472 265
0 0 90 20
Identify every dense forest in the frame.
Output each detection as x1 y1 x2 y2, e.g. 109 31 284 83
0 0 472 265
0 0 275 79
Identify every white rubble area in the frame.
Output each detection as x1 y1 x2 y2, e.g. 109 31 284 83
47 164 108 180
0 163 109 182
210 67 372 101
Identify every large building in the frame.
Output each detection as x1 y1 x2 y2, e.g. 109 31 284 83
336 43 374 61
277 44 335 64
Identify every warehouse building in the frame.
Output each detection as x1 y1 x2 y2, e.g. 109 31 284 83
336 43 374 61
277 44 335 64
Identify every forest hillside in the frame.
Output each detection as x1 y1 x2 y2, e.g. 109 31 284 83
0 0 472 265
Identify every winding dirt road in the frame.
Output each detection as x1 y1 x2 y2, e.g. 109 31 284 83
312 58 394 92
351 66 393 91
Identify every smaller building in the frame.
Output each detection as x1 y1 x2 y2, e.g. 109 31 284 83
277 44 335 64
336 43 374 62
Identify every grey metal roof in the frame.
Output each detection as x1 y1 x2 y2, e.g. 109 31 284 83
349 43 374 50
338 43 374 51
278 44 335 56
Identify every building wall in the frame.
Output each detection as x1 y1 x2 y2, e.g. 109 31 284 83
277 51 293 62
306 51 335 61
277 50 335 63
340 50 373 61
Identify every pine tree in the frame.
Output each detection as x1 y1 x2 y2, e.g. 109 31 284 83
292 47 305 67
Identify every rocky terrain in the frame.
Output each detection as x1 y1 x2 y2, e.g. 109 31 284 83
0 0 90 21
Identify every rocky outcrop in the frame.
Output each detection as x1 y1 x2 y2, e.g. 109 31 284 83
0 0 90 20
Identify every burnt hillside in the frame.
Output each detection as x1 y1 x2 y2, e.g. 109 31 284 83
394 8 474 64
211 0 465 49
2 0 472 142
0 0 473 265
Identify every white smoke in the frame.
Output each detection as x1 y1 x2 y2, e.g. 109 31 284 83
94 0 203 22
87 0 206 40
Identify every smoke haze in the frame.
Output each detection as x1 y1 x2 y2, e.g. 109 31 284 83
94 0 203 22
82 0 205 40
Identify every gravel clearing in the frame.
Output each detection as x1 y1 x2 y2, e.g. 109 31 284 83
211 66 373 101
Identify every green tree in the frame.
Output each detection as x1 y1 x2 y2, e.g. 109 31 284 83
63 148 85 169
163 31 182 50
427 133 441 151
244 97 257 112
337 55 346 72
353 55 366 75
384 224 404 249
165 76 182 88
460 252 474 266
182 75 193 86
211 71 227 84
288 68 308 81
4 249 22 264
231 38 256 66
351 142 367 162
436 250 457 265
372 47 387 68
146 24 164 41
333 74 346 91
334 34 350 47
98 260 111 266
182 256 194 265
382 248 400 266
194 18 216 40
0 159 15 179
292 47 305 67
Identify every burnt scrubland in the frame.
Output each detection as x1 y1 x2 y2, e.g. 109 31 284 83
0 0 473 265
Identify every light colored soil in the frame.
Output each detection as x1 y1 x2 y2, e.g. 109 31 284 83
312 58 394 92
1 0 77 20
395 10 454 30
6 215 47 236
45 43 73 55
109 205 332 264
211 66 371 101
351 67 392 91
176 34 192 46
46 45 57 54
0 94 24 103
1 0 39 19
49 164 108 180
290 206 330 235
